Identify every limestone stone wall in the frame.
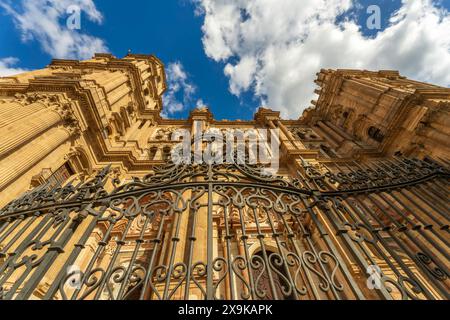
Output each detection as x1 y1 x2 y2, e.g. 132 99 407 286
0 55 448 208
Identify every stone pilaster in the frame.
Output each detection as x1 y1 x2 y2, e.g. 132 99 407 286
0 126 72 191
0 108 62 157
0 100 22 116
0 102 47 128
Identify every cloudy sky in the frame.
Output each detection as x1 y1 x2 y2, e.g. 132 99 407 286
0 0 449 119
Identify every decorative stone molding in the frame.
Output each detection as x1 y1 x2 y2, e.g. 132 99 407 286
49 65 73 71
153 127 176 141
0 93 59 105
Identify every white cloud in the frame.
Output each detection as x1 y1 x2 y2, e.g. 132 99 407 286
162 61 203 117
0 0 107 60
0 57 27 77
193 0 450 119
224 55 257 95
195 98 207 108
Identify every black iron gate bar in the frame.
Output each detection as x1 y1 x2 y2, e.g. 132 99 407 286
0 157 448 300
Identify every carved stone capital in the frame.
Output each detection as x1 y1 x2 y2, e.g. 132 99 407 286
64 121 82 138
11 92 61 106
51 101 74 119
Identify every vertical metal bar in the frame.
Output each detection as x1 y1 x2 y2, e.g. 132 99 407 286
140 212 166 300
236 206 256 300
220 199 235 299
0 215 36 256
406 188 450 229
249 205 279 300
93 217 134 299
380 192 450 261
323 197 391 300
15 209 84 299
43 213 100 299
206 182 214 300
0 213 51 287
265 203 302 299
362 195 449 298
162 209 183 300
346 197 436 300
289 213 322 299
368 194 449 276
117 214 151 299
0 218 23 245
71 216 116 300
393 190 450 247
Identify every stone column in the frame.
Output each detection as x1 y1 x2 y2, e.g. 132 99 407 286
314 121 340 148
0 102 47 128
0 126 72 190
0 100 22 116
276 120 306 149
320 121 344 143
420 127 449 146
267 120 281 146
0 108 62 157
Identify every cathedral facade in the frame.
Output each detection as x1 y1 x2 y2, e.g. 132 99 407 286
0 54 448 300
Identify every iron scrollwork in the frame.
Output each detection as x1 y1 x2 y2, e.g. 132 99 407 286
0 156 448 300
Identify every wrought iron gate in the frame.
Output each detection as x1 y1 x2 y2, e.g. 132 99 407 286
0 157 449 300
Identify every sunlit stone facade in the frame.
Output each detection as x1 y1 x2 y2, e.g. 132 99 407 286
0 54 448 300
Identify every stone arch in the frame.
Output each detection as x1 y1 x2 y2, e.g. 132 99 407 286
248 240 280 257
72 146 93 175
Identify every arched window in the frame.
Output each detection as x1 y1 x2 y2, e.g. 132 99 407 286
250 250 296 300
162 146 171 161
368 126 384 143
149 147 158 160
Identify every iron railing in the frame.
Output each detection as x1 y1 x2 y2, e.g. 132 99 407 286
0 157 448 300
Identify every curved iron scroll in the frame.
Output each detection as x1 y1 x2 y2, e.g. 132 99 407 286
0 157 448 300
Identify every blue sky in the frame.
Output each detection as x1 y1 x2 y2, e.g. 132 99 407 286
0 0 449 120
